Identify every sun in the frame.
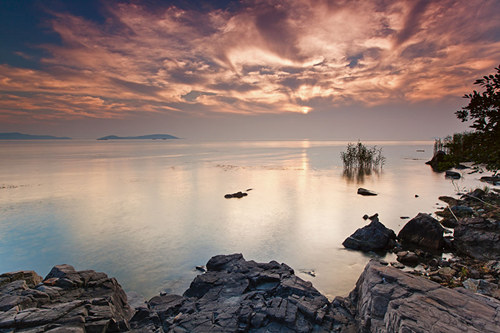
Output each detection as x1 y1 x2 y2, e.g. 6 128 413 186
301 107 311 114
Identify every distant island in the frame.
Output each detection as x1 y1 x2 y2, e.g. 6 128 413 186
97 134 179 140
0 132 71 140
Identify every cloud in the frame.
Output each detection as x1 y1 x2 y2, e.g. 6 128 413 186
1 0 499 122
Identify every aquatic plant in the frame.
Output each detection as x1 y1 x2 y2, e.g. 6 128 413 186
341 141 385 173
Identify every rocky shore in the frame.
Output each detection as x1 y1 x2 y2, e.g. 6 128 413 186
1 189 500 332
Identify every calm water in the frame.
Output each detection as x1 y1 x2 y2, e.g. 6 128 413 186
0 140 490 299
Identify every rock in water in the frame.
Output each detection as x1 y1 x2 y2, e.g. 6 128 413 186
224 191 248 198
398 213 445 251
343 216 396 251
425 150 447 171
143 253 356 332
445 170 461 179
357 188 377 196
350 260 500 332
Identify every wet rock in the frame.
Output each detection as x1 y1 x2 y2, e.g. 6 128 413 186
342 216 396 252
224 191 248 199
398 213 445 251
0 271 42 289
445 170 461 179
357 188 377 196
439 195 460 206
351 260 500 332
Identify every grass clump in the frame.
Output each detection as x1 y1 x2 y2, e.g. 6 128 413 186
341 141 385 173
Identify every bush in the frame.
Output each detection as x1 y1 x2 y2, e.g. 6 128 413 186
341 141 385 172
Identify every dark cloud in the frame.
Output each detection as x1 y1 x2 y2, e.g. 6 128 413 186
395 0 431 46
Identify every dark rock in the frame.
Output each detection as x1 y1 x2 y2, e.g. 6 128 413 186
455 164 469 169
451 205 474 217
350 260 500 332
398 213 445 251
396 251 419 266
425 150 447 170
362 214 369 220
480 175 500 185
439 195 460 206
224 191 248 199
342 216 396 252
441 217 458 228
357 188 377 196
0 265 133 332
445 170 461 179
454 217 500 260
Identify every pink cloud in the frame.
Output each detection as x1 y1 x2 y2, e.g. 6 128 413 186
1 0 499 122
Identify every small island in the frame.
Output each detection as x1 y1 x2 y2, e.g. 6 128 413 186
97 134 179 140
0 132 71 140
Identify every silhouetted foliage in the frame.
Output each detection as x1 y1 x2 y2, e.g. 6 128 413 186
446 66 500 172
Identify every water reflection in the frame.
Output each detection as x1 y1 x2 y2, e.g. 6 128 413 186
0 140 492 300
342 166 382 184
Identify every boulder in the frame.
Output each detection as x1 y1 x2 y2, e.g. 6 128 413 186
454 217 500 260
357 188 377 196
350 260 500 332
141 253 355 332
0 265 133 332
398 213 445 251
342 216 396 252
425 150 447 170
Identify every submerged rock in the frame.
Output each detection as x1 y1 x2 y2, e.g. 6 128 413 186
398 213 445 251
342 215 396 252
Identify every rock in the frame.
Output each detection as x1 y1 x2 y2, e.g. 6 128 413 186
0 271 42 288
357 188 377 196
463 278 500 299
425 150 447 171
0 265 133 332
480 175 500 185
143 253 354 332
440 217 458 228
439 195 459 206
398 213 445 251
451 205 474 217
437 267 456 280
350 260 500 332
455 164 469 169
224 191 248 199
454 217 500 260
396 251 419 266
342 216 396 252
445 170 461 179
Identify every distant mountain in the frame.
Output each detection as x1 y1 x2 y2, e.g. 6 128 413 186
0 132 71 140
97 134 179 140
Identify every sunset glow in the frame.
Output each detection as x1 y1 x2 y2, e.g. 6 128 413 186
0 0 499 139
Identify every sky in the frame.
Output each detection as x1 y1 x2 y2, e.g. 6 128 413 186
0 0 499 140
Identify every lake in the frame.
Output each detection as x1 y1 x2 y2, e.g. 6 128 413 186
0 140 488 299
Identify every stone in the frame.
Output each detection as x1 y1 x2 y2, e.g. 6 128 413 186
0 271 42 289
463 278 500 298
342 216 396 252
224 191 248 199
357 188 377 196
0 265 133 332
398 213 445 251
454 217 500 260
445 170 461 179
351 260 500 332
396 251 419 266
425 150 447 171
451 205 474 217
